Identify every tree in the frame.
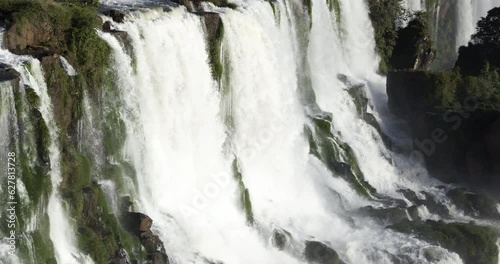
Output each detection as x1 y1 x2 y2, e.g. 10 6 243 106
456 7 500 75
471 7 500 46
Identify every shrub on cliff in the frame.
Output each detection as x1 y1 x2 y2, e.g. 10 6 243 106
367 0 404 73
471 7 500 46
456 7 500 76
0 0 110 97
389 12 435 70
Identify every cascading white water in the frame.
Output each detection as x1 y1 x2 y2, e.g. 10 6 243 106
0 82 21 264
102 7 304 263
456 0 475 49
456 0 500 49
96 0 473 263
20 61 94 264
0 0 496 262
402 0 426 13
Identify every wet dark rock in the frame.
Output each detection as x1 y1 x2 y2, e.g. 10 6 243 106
104 9 126 23
447 188 500 219
121 212 169 264
0 65 20 83
390 220 499 264
407 205 420 221
359 206 408 224
332 162 351 177
389 14 434 70
371 193 408 208
272 229 290 250
102 21 113 32
120 196 134 213
398 189 419 203
304 241 342 264
418 192 450 218
172 0 237 11
32 109 43 120
150 252 170 264
121 212 153 237
202 13 222 44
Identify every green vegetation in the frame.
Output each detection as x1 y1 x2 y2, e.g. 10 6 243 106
456 7 500 75
25 87 40 108
208 20 225 83
390 12 434 70
0 0 110 99
447 188 500 219
29 227 57 264
0 1 140 263
367 0 403 73
391 220 499 264
471 7 500 46
412 67 500 111
305 115 376 198
6 79 55 263
327 0 341 25
232 159 254 225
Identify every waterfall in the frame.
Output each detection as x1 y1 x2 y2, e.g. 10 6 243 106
0 80 21 264
21 61 94 264
402 0 426 13
96 0 468 263
0 0 498 263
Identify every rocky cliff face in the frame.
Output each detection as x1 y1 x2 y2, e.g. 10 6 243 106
387 71 500 189
385 5 500 191
389 14 435 71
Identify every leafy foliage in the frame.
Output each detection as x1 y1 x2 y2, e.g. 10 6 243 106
367 0 404 73
472 7 500 46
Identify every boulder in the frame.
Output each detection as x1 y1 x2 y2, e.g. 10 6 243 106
390 220 499 264
150 252 170 264
447 188 500 219
304 241 342 264
121 212 153 236
104 9 126 23
121 212 170 263
271 229 290 250
141 230 165 253
0 64 20 83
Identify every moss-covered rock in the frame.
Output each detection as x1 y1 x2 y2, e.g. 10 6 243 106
305 113 377 198
447 188 500 219
390 220 499 264
232 159 254 225
203 13 224 83
359 205 409 224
